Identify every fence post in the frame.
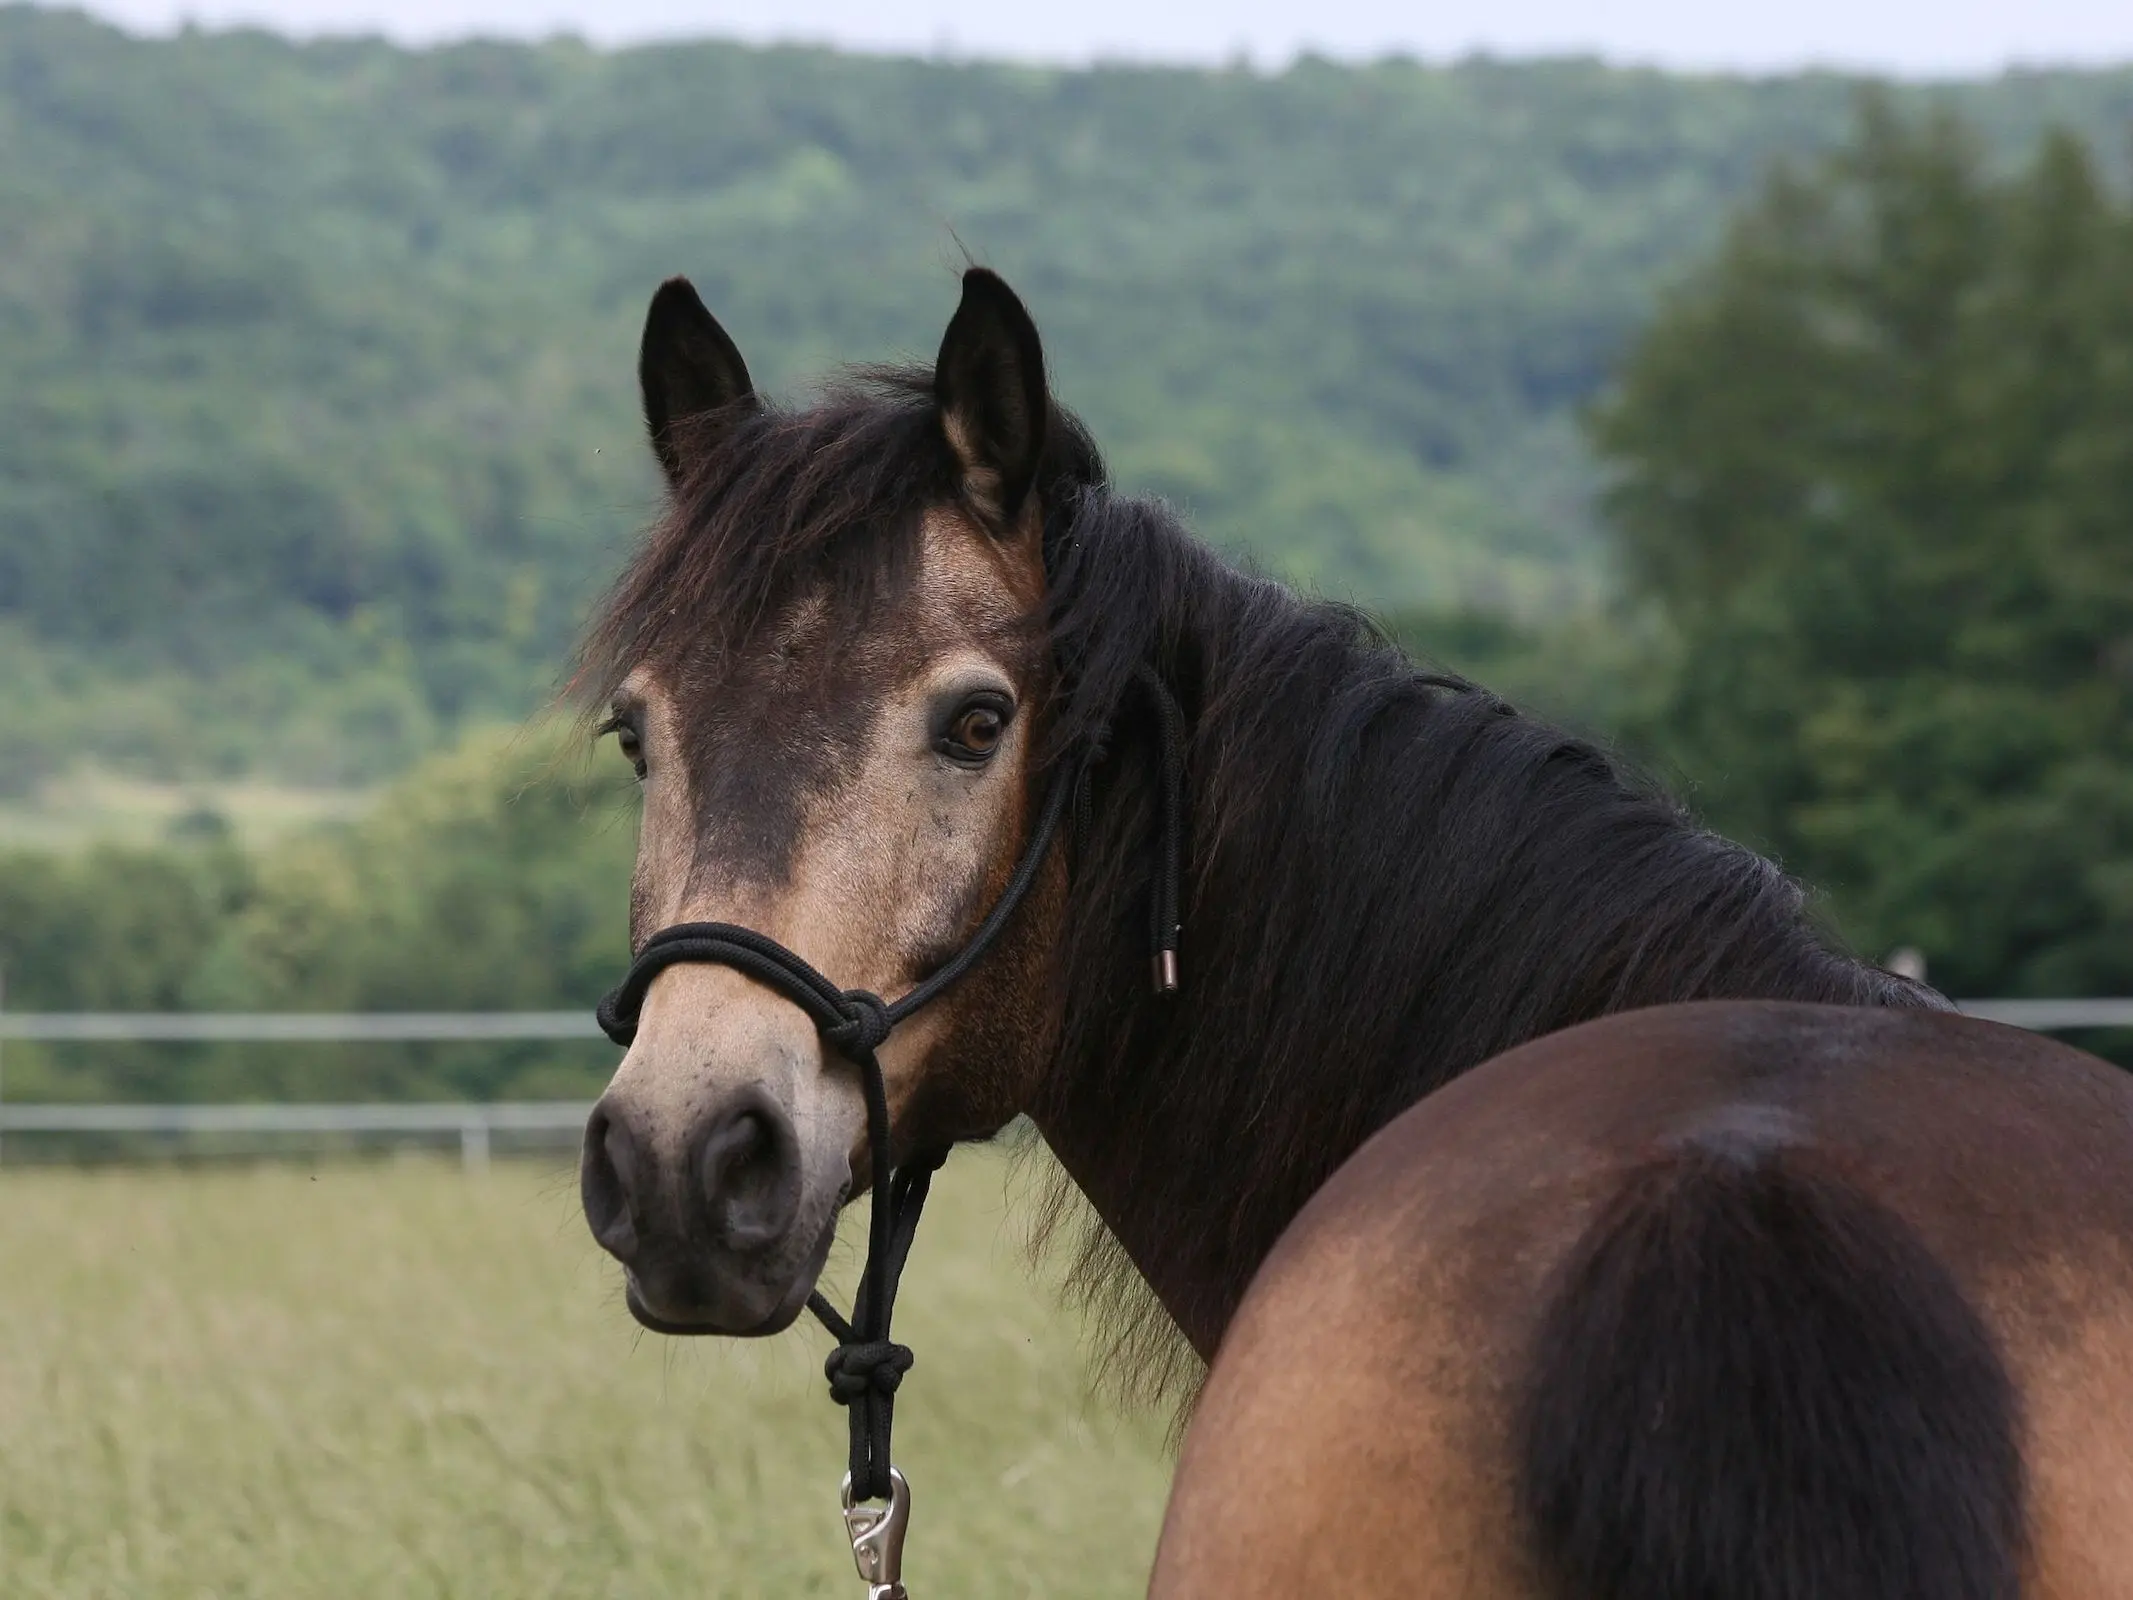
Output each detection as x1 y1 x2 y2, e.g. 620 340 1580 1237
460 1114 490 1175
0 961 7 1168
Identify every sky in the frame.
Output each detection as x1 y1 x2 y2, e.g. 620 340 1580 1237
49 0 2133 78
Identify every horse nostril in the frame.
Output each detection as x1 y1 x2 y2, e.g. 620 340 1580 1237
697 1092 802 1250
580 1103 642 1261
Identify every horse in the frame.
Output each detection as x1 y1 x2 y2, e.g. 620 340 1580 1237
573 266 2133 1597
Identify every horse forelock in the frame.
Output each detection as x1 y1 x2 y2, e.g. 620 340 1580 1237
575 372 944 717
575 364 1103 718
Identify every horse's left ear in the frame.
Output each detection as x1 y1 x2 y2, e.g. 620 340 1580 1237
934 268 1049 528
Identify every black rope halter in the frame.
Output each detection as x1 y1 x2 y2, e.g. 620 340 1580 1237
594 662 1187 1510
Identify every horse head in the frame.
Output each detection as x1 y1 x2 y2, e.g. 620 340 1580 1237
577 270 1093 1335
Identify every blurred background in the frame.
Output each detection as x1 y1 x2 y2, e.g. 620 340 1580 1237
1 1 2129 1593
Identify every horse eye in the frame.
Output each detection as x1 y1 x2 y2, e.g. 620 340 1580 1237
604 719 647 780
942 701 1009 765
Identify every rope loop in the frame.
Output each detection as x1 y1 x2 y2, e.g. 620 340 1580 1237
826 990 893 1056
823 1340 915 1405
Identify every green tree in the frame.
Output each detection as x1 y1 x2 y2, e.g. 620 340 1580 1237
1596 99 2133 998
0 721 635 1102
4 9 2132 791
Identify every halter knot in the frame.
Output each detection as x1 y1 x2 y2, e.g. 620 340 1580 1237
826 990 893 1056
823 1339 915 1404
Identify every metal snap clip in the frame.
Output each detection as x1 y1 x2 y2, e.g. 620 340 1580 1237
841 1466 911 1599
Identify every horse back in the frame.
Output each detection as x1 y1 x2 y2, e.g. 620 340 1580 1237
1150 1001 2133 1599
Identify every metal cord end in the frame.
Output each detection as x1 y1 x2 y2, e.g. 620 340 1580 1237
842 1467 911 1598
1153 949 1180 994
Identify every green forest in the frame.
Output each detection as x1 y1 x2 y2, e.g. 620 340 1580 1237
1598 105 2133 1004
2 10 2131 1099
4 6 2133 785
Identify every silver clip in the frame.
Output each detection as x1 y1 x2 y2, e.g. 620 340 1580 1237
841 1467 911 1600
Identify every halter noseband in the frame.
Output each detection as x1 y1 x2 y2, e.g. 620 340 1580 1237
594 663 1185 1597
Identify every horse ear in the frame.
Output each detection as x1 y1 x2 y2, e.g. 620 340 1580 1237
639 277 756 487
934 268 1048 527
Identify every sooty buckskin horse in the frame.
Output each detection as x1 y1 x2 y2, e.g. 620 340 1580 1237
573 267 2133 1598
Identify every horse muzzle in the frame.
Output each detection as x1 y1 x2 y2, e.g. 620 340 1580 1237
580 1082 844 1335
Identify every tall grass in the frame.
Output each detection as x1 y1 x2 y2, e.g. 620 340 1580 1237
0 1150 1172 1597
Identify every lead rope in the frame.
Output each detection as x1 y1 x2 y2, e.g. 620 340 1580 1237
595 669 1188 1598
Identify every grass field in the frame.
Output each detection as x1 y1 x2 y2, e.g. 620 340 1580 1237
0 1150 1174 1598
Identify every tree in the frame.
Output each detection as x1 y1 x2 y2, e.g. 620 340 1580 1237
5 8 2132 790
1595 98 2133 998
0 721 635 1102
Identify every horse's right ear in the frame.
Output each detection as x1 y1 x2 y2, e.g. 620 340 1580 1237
639 277 757 487
934 268 1048 529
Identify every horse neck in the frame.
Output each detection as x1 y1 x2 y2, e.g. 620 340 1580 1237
1028 541 1924 1363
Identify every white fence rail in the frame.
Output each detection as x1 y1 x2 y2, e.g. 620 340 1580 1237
0 1012 602 1041
0 1007 606 1167
0 1100 593 1170
1954 998 2133 1030
4 1000 2130 1042
0 1002 2127 1170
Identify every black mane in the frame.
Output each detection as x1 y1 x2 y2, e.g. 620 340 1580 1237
1030 480 1944 1398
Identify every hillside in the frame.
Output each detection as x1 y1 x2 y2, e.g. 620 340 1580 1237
3 5 2131 789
